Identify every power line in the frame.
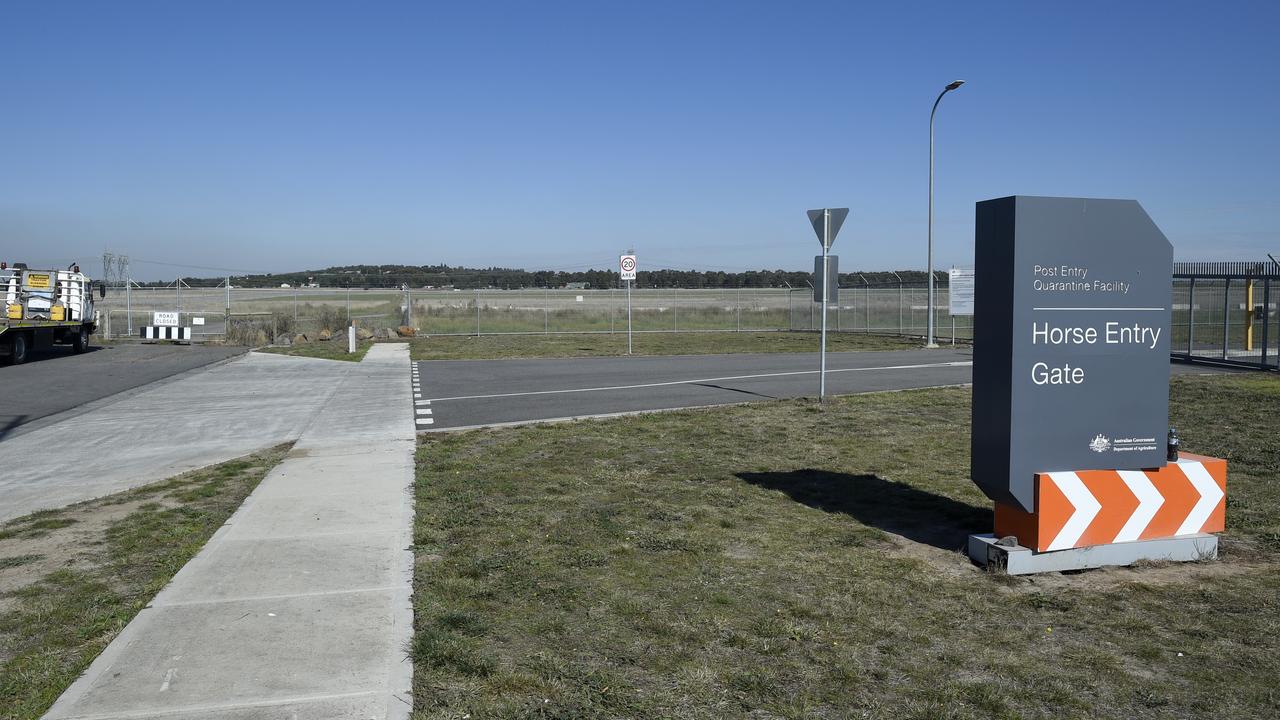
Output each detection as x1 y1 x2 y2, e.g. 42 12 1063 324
129 257 270 275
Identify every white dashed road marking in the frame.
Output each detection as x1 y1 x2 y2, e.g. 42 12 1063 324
413 363 433 427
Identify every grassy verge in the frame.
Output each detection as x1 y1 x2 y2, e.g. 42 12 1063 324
412 374 1279 719
0 445 291 719
410 331 925 361
256 340 374 362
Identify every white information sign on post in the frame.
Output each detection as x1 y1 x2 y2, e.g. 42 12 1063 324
153 311 179 327
192 316 206 326
949 268 975 316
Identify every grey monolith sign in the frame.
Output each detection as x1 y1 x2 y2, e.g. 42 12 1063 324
970 196 1172 513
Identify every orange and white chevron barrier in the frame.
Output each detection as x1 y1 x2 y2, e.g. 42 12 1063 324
994 454 1226 552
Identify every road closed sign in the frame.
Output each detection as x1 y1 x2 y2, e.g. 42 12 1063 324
153 311 179 327
970 196 1172 513
620 254 637 281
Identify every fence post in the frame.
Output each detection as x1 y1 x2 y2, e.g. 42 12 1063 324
1222 278 1231 360
1260 278 1270 368
611 287 615 334
223 277 230 339
898 282 903 335
865 283 870 331
544 287 549 334
674 287 679 332
475 289 481 336
736 288 741 332
1187 277 1195 355
127 279 133 335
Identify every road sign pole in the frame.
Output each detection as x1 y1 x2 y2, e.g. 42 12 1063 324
805 206 847 402
820 210 829 403
620 253 637 354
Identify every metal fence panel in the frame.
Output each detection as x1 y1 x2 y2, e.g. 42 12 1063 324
93 273 1273 372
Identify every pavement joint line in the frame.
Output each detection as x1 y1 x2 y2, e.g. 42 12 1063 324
422 360 975 402
48 689 382 720
154 585 405 608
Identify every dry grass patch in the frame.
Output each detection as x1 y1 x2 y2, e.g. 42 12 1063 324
0 445 291 720
256 339 374 362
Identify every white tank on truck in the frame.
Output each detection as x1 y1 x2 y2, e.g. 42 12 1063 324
1 261 102 364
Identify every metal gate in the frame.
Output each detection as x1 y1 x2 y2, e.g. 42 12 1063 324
1172 261 1278 371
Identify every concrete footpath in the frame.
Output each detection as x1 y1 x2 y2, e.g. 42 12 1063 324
44 343 415 720
2 351 355 523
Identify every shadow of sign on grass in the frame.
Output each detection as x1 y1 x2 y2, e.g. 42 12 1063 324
737 469 991 552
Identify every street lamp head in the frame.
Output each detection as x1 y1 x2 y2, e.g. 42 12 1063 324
945 80 966 91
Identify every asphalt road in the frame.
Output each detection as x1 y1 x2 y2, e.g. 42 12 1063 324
0 342 246 439
413 349 1242 431
414 348 976 430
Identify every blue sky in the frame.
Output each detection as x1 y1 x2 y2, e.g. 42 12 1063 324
2 1 1277 280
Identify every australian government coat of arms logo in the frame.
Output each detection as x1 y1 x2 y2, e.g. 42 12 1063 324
1088 434 1112 453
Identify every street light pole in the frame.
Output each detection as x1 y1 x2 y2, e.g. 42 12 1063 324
928 79 964 348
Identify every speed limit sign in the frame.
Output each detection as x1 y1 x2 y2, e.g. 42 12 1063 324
620 254 637 281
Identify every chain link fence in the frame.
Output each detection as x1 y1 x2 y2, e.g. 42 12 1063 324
96 281 974 343
787 281 973 342
98 274 1278 373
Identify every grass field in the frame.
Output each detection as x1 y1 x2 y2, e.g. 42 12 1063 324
412 374 1279 719
0 445 290 720
409 331 924 361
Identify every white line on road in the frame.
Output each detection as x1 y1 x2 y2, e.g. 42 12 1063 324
417 408 433 415
423 361 973 402
419 382 971 432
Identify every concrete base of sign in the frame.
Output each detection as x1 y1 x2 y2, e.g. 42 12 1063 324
967 533 1218 575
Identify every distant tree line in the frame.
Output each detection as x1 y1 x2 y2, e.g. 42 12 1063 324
155 264 940 290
